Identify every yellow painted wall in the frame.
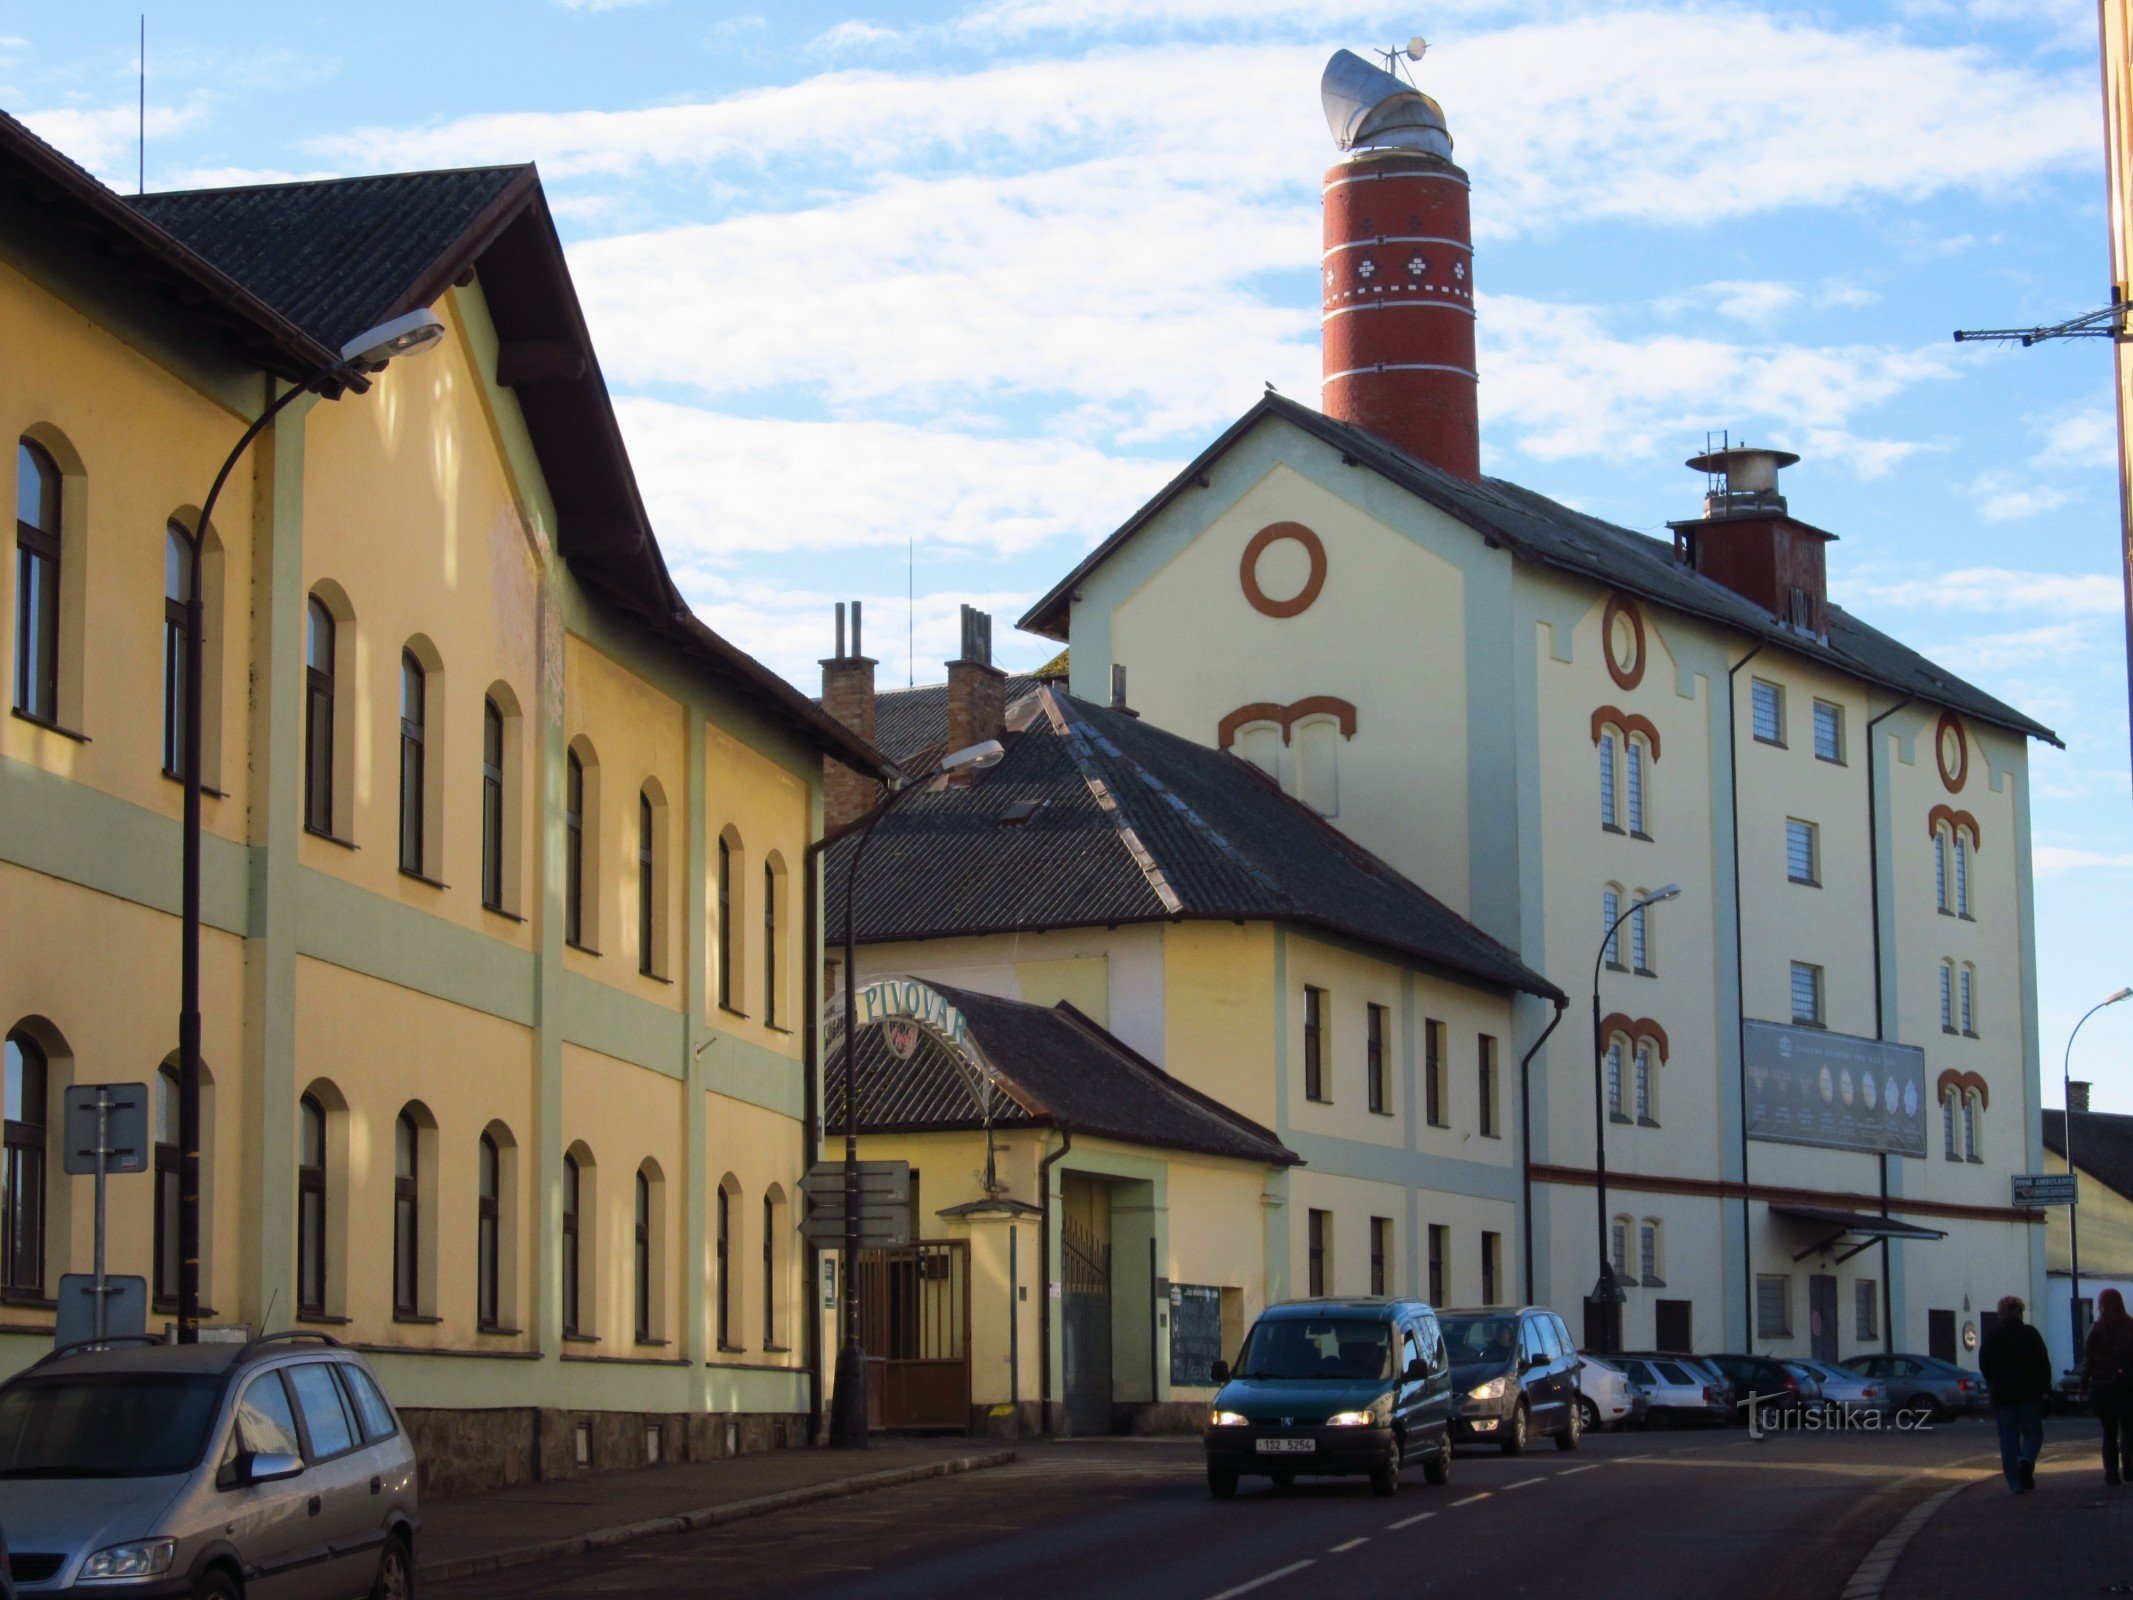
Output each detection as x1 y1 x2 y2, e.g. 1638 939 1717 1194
1163 922 1278 1128
561 1042 686 1352
705 1092 808 1375
704 722 810 1050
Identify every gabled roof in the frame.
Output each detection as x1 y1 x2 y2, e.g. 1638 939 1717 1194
868 674 1046 770
2044 1110 2133 1203
825 982 1296 1167
826 685 1562 1001
116 165 891 780
1019 394 2058 747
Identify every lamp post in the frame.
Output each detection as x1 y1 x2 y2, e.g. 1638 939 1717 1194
828 737 1004 1445
175 310 446 1344
1587 883 1680 1355
2064 985 2132 1372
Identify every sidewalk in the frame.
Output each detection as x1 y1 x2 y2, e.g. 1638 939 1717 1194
417 1438 1017 1582
1882 1430 2133 1599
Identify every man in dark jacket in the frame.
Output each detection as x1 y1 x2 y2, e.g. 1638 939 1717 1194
1979 1295 2052 1492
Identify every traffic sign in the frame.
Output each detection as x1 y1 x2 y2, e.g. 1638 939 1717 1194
799 1161 913 1248
2012 1172 2078 1207
63 1083 150 1175
800 1160 910 1204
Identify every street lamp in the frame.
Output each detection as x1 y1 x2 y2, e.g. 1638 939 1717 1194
1587 883 1680 1354
2064 985 2132 1368
175 309 447 1344
828 737 1005 1446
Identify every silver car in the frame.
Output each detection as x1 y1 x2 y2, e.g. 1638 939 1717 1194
1793 1359 1890 1417
0 1332 416 1598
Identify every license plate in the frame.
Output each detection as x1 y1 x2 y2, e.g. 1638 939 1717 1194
1256 1437 1315 1454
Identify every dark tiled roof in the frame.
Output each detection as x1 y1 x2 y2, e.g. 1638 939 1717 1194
867 675 1045 770
131 168 530 350
825 982 1295 1166
1018 394 2058 747
826 685 1561 1000
2044 1110 2133 1202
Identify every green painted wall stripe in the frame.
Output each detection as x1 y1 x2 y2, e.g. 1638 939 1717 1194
297 868 537 1026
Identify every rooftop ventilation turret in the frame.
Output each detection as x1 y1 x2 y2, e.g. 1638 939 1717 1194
1686 444 1800 520
1320 48 1453 159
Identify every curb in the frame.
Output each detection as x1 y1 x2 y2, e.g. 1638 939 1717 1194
1838 1467 1990 1600
417 1449 1019 1583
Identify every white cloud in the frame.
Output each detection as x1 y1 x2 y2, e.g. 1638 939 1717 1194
2037 407 2119 469
1971 480 2073 522
557 0 662 10
1656 278 1883 326
18 99 208 184
809 20 906 55
1843 566 2123 614
2034 845 2133 873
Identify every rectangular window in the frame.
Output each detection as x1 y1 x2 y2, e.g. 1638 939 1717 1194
1934 832 1949 911
1639 1222 1660 1285
1370 1216 1391 1297
1366 1003 1389 1115
1307 1208 1330 1297
1424 1019 1447 1127
1630 903 1650 974
1790 961 1823 1027
1786 819 1819 885
1626 741 1646 835
764 864 780 1026
304 599 336 836
1302 986 1327 1103
1855 1279 1879 1342
1954 835 1971 917
1960 967 1975 1035
3 1036 48 1294
717 836 734 1009
1940 963 1954 1032
564 752 586 949
1480 1231 1501 1306
398 652 425 876
1477 1034 1499 1138
1813 699 1844 763
1602 888 1623 967
1611 1218 1631 1282
1605 1040 1624 1119
1599 732 1618 829
481 699 506 912
638 794 658 978
1427 1224 1448 1305
1756 1274 1792 1339
1634 1044 1654 1123
1751 679 1785 745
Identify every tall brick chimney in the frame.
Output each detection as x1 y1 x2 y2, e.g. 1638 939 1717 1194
945 605 1005 756
2070 1080 2092 1114
820 601 880 832
1319 48 1479 480
1670 446 1833 640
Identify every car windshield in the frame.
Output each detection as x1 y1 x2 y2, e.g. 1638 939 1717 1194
0 1373 222 1478
1440 1316 1520 1365
1235 1318 1392 1380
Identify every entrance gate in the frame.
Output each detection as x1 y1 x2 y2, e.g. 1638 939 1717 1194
860 1241 970 1431
1061 1215 1113 1435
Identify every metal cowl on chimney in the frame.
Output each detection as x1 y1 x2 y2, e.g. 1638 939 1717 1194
1671 445 1835 640
1319 48 1480 480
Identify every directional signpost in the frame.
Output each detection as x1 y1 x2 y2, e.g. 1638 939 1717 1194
60 1082 151 1343
2012 1172 2079 1208
801 1159 912 1250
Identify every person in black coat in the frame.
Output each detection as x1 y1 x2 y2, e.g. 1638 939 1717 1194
1979 1295 2053 1493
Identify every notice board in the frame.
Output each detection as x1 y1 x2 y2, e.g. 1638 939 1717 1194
1169 1283 1225 1387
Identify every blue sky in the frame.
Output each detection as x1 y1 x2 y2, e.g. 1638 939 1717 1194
6 0 2129 1103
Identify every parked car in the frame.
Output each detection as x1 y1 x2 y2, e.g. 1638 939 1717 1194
2055 1367 2091 1413
1779 1361 1826 1410
2 1516 16 1600
1440 1306 1584 1454
1839 1353 1990 1420
0 1331 416 1598
1205 1298 1455 1497
1618 1351 1738 1420
1793 1359 1889 1418
1573 1354 1649 1432
1612 1354 1730 1428
1707 1353 1816 1418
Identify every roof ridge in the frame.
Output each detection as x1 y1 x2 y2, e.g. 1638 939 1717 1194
1037 687 1186 915
134 164 534 201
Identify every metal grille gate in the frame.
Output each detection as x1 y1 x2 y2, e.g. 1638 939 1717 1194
860 1240 971 1431
1061 1217 1113 1435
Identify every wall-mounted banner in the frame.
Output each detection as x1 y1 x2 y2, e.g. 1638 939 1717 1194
1744 1021 1927 1158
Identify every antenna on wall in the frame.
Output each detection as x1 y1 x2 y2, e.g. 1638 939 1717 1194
137 15 146 195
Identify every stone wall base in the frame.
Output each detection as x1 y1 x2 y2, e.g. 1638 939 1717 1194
400 1406 807 1501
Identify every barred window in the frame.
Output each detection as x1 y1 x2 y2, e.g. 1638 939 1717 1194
1786 819 1818 885
1634 1043 1654 1122
1630 901 1650 973
1599 732 1618 828
1855 1279 1879 1341
1790 961 1823 1026
1639 1220 1661 1285
1954 835 1971 917
1611 1217 1633 1283
1934 831 1949 912
1756 1274 1792 1339
1813 700 1844 763
1626 740 1647 835
1606 1039 1625 1118
1964 1093 1980 1162
1602 887 1623 966
1942 1091 1959 1161
1960 966 1976 1035
1751 679 1785 745
1940 961 1955 1031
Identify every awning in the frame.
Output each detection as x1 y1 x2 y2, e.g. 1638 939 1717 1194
1770 1204 1947 1264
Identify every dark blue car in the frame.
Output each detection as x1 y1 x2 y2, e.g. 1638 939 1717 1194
1204 1298 1455 1497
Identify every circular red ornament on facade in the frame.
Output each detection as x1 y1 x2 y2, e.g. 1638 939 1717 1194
1240 522 1328 619
1935 711 1968 794
1602 593 1647 691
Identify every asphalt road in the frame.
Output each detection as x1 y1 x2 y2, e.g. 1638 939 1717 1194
431 1418 2010 1600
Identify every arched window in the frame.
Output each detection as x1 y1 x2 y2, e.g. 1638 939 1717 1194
638 787 667 979
154 1064 180 1305
1941 1090 1959 1163
399 650 428 876
1598 731 1618 829
1236 721 1281 782
1960 964 1977 1036
1630 898 1651 974
566 751 587 947
561 1150 584 1336
1295 715 1340 817
1939 960 1955 1032
478 1132 502 1330
1605 1036 1625 1119
1963 1092 1981 1162
14 439 61 723
716 1178 737 1348
763 858 783 1025
1639 1219 1663 1285
762 1189 783 1348
1954 834 1972 917
1602 886 1623 967
633 1168 652 1342
1611 1215 1633 1282
1634 1042 1655 1124
716 831 740 1011
3 1031 48 1293
1626 738 1647 836
482 698 506 911
163 522 194 777
304 598 337 836
1933 828 1950 913
297 1094 328 1315
393 1109 421 1316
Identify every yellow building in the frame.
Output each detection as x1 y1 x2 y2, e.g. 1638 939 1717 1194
0 114 885 1493
2041 1109 2133 1369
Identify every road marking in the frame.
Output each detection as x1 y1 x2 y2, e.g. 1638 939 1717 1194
1450 1491 1492 1507
1329 1538 1369 1553
1387 1512 1436 1529
1502 1476 1546 1490
1202 1559 1315 1600
1556 1464 1602 1477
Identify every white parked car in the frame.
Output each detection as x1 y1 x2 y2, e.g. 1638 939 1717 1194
1615 1355 1731 1428
1574 1354 1649 1432
1794 1359 1890 1417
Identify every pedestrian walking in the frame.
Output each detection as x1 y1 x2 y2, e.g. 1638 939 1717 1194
2085 1286 2133 1485
1978 1294 2051 1493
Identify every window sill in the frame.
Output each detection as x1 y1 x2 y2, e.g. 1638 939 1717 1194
1791 1019 1826 1031
1753 735 1787 750
716 1342 747 1355
562 1331 600 1345
1601 823 1625 836
640 970 674 986
1815 754 1847 768
1367 1107 1395 1119
1605 961 1628 974
1958 912 1975 924
476 1323 524 1337
1788 876 1819 889
296 1312 352 1326
393 1312 444 1326
1478 1130 1501 1141
303 825 357 852
634 1337 672 1349
716 1002 751 1021
1304 1096 1332 1107
1967 1154 1983 1165
764 1022 795 1036
1937 907 1955 918
1609 1112 1633 1125
1643 1276 1668 1288
1636 1117 1661 1129
762 1344 791 1355
1942 1025 1958 1035
10 707 89 743
161 770 229 800
1630 830 1653 843
1634 967 1656 979
1962 1030 1978 1040
483 904 526 924
399 868 448 891
566 940 603 957
0 1289 56 1310
1425 1119 1450 1132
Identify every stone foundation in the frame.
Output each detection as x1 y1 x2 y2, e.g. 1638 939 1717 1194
399 1407 808 1501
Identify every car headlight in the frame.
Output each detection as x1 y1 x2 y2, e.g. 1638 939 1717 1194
1210 1409 1250 1427
1468 1377 1508 1402
1324 1410 1376 1427
80 1540 178 1581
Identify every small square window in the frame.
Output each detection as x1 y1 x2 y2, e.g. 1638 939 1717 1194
1813 700 1844 764
1751 680 1785 746
1757 1274 1792 1339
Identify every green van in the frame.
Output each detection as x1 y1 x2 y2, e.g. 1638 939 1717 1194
1203 1297 1454 1498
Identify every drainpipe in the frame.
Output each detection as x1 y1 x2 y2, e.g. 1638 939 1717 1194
1727 640 1764 1353
1037 1127 1074 1433
801 831 830 1445
1519 997 1568 1305
1865 691 1915 1356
